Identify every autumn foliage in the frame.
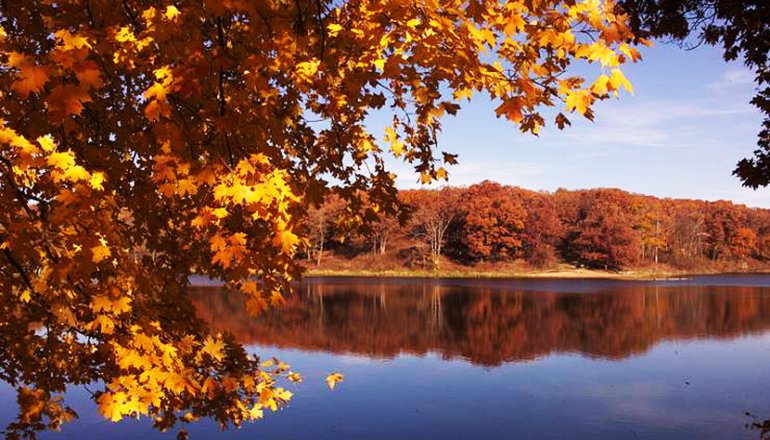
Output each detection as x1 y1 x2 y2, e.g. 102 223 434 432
0 0 645 436
306 182 770 271
462 182 527 262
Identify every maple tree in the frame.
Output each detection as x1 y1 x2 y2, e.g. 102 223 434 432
0 0 642 437
521 191 563 266
571 191 641 269
462 181 527 262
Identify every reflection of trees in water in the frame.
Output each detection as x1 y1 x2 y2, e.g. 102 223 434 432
190 283 770 367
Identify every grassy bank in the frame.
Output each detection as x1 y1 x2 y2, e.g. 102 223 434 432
303 258 770 281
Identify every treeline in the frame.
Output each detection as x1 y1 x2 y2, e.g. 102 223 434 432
301 181 770 270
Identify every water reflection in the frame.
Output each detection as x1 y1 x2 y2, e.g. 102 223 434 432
190 279 770 366
2 277 768 440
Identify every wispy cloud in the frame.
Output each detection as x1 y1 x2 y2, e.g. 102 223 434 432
555 98 756 149
706 68 755 93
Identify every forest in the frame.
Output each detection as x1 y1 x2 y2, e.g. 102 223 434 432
302 181 770 272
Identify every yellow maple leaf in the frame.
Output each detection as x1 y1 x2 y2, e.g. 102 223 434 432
609 68 633 94
55 29 92 50
90 172 105 190
191 214 210 229
202 337 225 361
91 243 111 263
591 74 610 96
373 58 386 70
248 405 264 420
98 392 125 422
212 249 234 268
270 290 285 306
114 26 135 43
138 388 164 409
295 60 319 83
619 43 642 62
272 230 299 254
165 5 181 21
211 207 229 219
37 135 56 152
91 295 112 313
327 23 343 37
47 151 76 169
90 315 115 334
406 18 421 29
453 88 473 101
64 165 90 182
384 127 405 157
565 90 590 115
325 373 344 390
112 297 132 315
177 178 197 196
153 66 173 81
229 232 247 246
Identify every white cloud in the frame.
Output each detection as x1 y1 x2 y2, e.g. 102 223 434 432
706 68 755 93
554 98 756 149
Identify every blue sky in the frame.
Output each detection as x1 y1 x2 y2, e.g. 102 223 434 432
378 42 769 208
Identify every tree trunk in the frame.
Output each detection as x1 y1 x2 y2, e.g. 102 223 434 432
316 241 323 267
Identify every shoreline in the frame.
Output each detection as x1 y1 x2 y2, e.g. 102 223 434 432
187 266 770 286
303 267 770 281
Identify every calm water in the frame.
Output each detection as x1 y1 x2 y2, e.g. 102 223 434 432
3 275 770 439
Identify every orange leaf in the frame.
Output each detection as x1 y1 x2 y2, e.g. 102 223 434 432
11 63 49 98
145 100 170 121
495 97 524 123
76 67 104 90
47 85 91 120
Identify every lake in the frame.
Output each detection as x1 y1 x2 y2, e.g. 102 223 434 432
3 275 770 439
